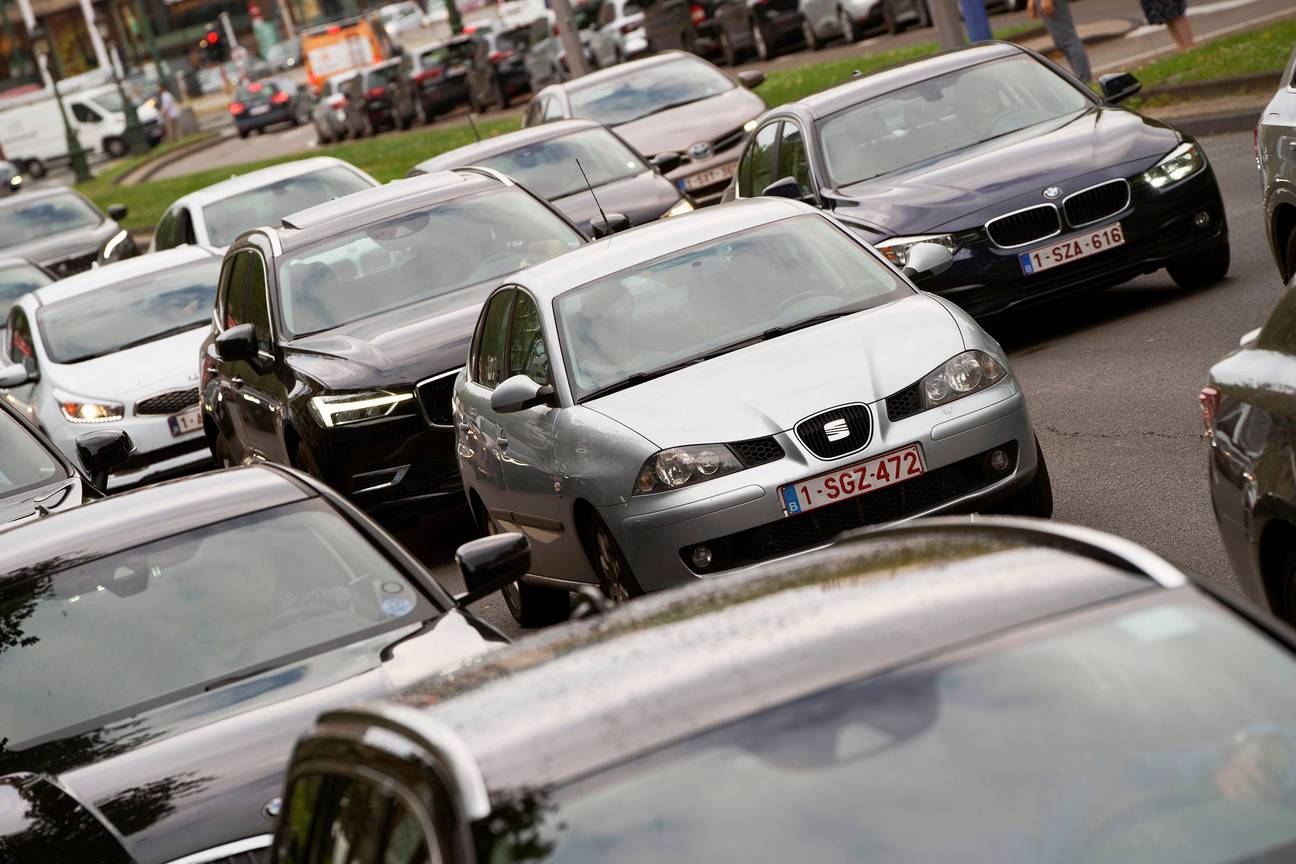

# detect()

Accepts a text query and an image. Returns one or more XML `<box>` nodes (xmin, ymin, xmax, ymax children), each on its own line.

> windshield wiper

<box><xmin>203</xmin><ymin>660</ymin><xmax>284</xmax><ymax>692</ymax></box>
<box><xmin>113</xmin><ymin>322</ymin><xmax>205</xmax><ymax>353</ymax></box>
<box><xmin>616</xmin><ymin>94</ymin><xmax>712</xmax><ymax>125</ymax></box>
<box><xmin>579</xmin><ymin>356</ymin><xmax>706</xmax><ymax>402</ymax></box>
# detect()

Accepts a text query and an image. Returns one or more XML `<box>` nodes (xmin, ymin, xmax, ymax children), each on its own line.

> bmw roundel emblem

<box><xmin>1043</xmin><ymin>186</ymin><xmax>1062</xmax><ymax>199</ymax></box>
<box><xmin>688</xmin><ymin>141</ymin><xmax>713</xmax><ymax>161</ymax></box>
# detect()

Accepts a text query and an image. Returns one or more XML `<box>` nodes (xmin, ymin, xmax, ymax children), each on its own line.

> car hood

<box><xmin>49</xmin><ymin>327</ymin><xmax>207</xmax><ymax>403</ymax></box>
<box><xmin>833</xmin><ymin>107</ymin><xmax>1180</xmax><ymax>234</ymax></box>
<box><xmin>553</xmin><ymin>170</ymin><xmax>681</xmax><ymax>232</ymax></box>
<box><xmin>585</xmin><ymin>293</ymin><xmax>962</xmax><ymax>446</ymax></box>
<box><xmin>5</xmin><ymin>612</ymin><xmax>499</xmax><ymax>864</ymax></box>
<box><xmin>611</xmin><ymin>86</ymin><xmax>764</xmax><ymax>159</ymax></box>
<box><xmin>3</xmin><ymin>220</ymin><xmax>117</xmax><ymax>268</ymax></box>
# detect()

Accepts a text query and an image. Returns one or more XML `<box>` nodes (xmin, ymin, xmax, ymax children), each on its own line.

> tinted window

<box><xmin>275</xmin><ymin>774</ymin><xmax>324</xmax><ymax>864</ymax></box>
<box><xmin>475</xmin><ymin>289</ymin><xmax>514</xmax><ymax>388</ymax></box>
<box><xmin>555</xmin><ymin>215</ymin><xmax>905</xmax><ymax>401</ymax></box>
<box><xmin>474</xmin><ymin>128</ymin><xmax>646</xmax><ymax>200</ymax></box>
<box><xmin>568</xmin><ymin>55</ymin><xmax>733</xmax><ymax>126</ymax></box>
<box><xmin>367</xmin><ymin>64</ymin><xmax>401</xmax><ymax>88</ymax></box>
<box><xmin>6</xmin><ymin>307</ymin><xmax>36</xmax><ymax>372</ymax></box>
<box><xmin>777</xmin><ymin>123</ymin><xmax>813</xmax><ymax>193</ymax></box>
<box><xmin>819</xmin><ymin>54</ymin><xmax>1090</xmax><ymax>187</ymax></box>
<box><xmin>542</xmin><ymin>97</ymin><xmax>565</xmax><ymax>122</ymax></box>
<box><xmin>201</xmin><ymin>166</ymin><xmax>374</xmax><ymax>248</ymax></box>
<box><xmin>235</xmin><ymin>80</ymin><xmax>279</xmax><ymax>101</ymax></box>
<box><xmin>223</xmin><ymin>253</ymin><xmax>250</xmax><ymax>329</ymax></box>
<box><xmin>154</xmin><ymin>208</ymin><xmax>179</xmax><ymax>250</ymax></box>
<box><xmin>496</xmin><ymin>27</ymin><xmax>531</xmax><ymax>53</ymax></box>
<box><xmin>244</xmin><ymin>253</ymin><xmax>273</xmax><ymax>352</ymax></box>
<box><xmin>0</xmin><ymin>263</ymin><xmax>52</xmax><ymax>323</ymax></box>
<box><xmin>0</xmin><ymin>408</ymin><xmax>62</xmax><ymax>497</ymax></box>
<box><xmin>0</xmin><ymin>192</ymin><xmax>101</xmax><ymax>249</ymax></box>
<box><xmin>479</xmin><ymin>593</ymin><xmax>1296</xmax><ymax>864</ymax></box>
<box><xmin>509</xmin><ymin>292</ymin><xmax>550</xmax><ymax>383</ymax></box>
<box><xmin>0</xmin><ymin>500</ymin><xmax>433</xmax><ymax>753</ymax></box>
<box><xmin>276</xmin><ymin>187</ymin><xmax>581</xmax><ymax>336</ymax></box>
<box><xmin>315</xmin><ymin>776</ymin><xmax>386</xmax><ymax>864</ymax></box>
<box><xmin>37</xmin><ymin>257</ymin><xmax>222</xmax><ymax>363</ymax></box>
<box><xmin>741</xmin><ymin>122</ymin><xmax>779</xmax><ymax>198</ymax></box>
<box><xmin>71</xmin><ymin>102</ymin><xmax>101</xmax><ymax>123</ymax></box>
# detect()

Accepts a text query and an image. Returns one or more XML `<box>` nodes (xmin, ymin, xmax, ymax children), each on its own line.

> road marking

<box><xmin>1125</xmin><ymin>0</ymin><xmax>1266</xmax><ymax>38</ymax></box>
<box><xmin>1099</xmin><ymin>6</ymin><xmax>1296</xmax><ymax>72</ymax></box>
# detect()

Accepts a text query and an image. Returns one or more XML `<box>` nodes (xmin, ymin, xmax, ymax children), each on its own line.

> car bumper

<box><xmin>598</xmin><ymin>377</ymin><xmax>1037</xmax><ymax>592</ymax></box>
<box><xmin>420</xmin><ymin>80</ymin><xmax>470</xmax><ymax>109</ymax></box>
<box><xmin>924</xmin><ymin>165</ymin><xmax>1228</xmax><ymax>318</ymax></box>
<box><xmin>236</xmin><ymin>107</ymin><xmax>295</xmax><ymax>131</ymax></box>
<box><xmin>1206</xmin><ymin>436</ymin><xmax>1271</xmax><ymax>610</ymax></box>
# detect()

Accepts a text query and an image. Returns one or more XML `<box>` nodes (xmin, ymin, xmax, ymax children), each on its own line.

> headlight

<box><xmin>60</xmin><ymin>398</ymin><xmax>124</xmax><ymax>423</ymax></box>
<box><xmin>1138</xmin><ymin>142</ymin><xmax>1205</xmax><ymax>190</ymax></box>
<box><xmin>309</xmin><ymin>390</ymin><xmax>414</xmax><ymax>428</ymax></box>
<box><xmin>743</xmin><ymin>118</ymin><xmax>758</xmax><ymax>134</ymax></box>
<box><xmin>663</xmin><ymin>198</ymin><xmax>694</xmax><ymax>218</ymax></box>
<box><xmin>634</xmin><ymin>444</ymin><xmax>743</xmax><ymax>495</ymax></box>
<box><xmin>8</xmin><ymin>175</ymin><xmax>20</xmax><ymax>187</ymax></box>
<box><xmin>875</xmin><ymin>234</ymin><xmax>961</xmax><ymax>268</ymax></box>
<box><xmin>918</xmin><ymin>350</ymin><xmax>1007</xmax><ymax>410</ymax></box>
<box><xmin>101</xmin><ymin>229</ymin><xmax>129</xmax><ymax>260</ymax></box>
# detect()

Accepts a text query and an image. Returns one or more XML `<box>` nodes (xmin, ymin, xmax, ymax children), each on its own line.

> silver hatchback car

<box><xmin>455</xmin><ymin>198</ymin><xmax>1051</xmax><ymax>626</ymax></box>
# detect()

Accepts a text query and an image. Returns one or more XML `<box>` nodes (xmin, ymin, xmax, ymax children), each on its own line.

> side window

<box><xmin>276</xmin><ymin>772</ymin><xmax>439</xmax><ymax>864</ymax></box>
<box><xmin>179</xmin><ymin>208</ymin><xmax>197</xmax><ymax>246</ymax></box>
<box><xmin>275</xmin><ymin>774</ymin><xmax>325</xmax><ymax>864</ymax></box>
<box><xmin>312</xmin><ymin>776</ymin><xmax>386</xmax><ymax>864</ymax></box>
<box><xmin>524</xmin><ymin>98</ymin><xmax>544</xmax><ymax>127</ymax></box>
<box><xmin>154</xmin><ymin>208</ymin><xmax>178</xmax><ymax>251</ymax></box>
<box><xmin>71</xmin><ymin>102</ymin><xmax>101</xmax><ymax>123</ymax></box>
<box><xmin>6</xmin><ymin>308</ymin><xmax>37</xmax><ymax>374</ymax></box>
<box><xmin>380</xmin><ymin>798</ymin><xmax>433</xmax><ymax>864</ymax></box>
<box><xmin>749</xmin><ymin>122</ymin><xmax>782</xmax><ymax>198</ymax></box>
<box><xmin>244</xmin><ymin>253</ymin><xmax>273</xmax><ymax>354</ymax></box>
<box><xmin>776</xmin><ymin>123</ymin><xmax>813</xmax><ymax>195</ymax></box>
<box><xmin>542</xmin><ymin>96</ymin><xmax>564</xmax><ymax>122</ymax></box>
<box><xmin>221</xmin><ymin>253</ymin><xmax>250</xmax><ymax>329</ymax></box>
<box><xmin>473</xmin><ymin>289</ymin><xmax>514</xmax><ymax>388</ymax></box>
<box><xmin>508</xmin><ymin>292</ymin><xmax>551</xmax><ymax>384</ymax></box>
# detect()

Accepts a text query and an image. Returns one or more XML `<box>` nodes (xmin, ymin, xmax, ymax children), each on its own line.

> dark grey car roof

<box><xmin>411</xmin><ymin>119</ymin><xmax>605</xmax><ymax>175</ymax></box>
<box><xmin>0</xmin><ymin>184</ymin><xmax>102</xmax><ymax>215</ymax></box>
<box><xmin>386</xmin><ymin>519</ymin><xmax>1179</xmax><ymax>799</ymax></box>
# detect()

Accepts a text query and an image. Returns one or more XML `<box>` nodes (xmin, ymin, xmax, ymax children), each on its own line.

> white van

<box><xmin>0</xmin><ymin>84</ymin><xmax>162</xmax><ymax>177</ymax></box>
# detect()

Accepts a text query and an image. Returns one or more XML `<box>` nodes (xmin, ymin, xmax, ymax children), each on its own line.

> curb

<box><xmin>115</xmin><ymin>132</ymin><xmax>223</xmax><ymax>187</ymax></box>
<box><xmin>1142</xmin><ymin>70</ymin><xmax>1284</xmax><ymax>101</ymax></box>
<box><xmin>1162</xmin><ymin>107</ymin><xmax>1263</xmax><ymax>138</ymax></box>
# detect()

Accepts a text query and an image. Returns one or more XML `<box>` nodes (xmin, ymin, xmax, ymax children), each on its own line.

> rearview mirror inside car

<box><xmin>590</xmin><ymin>212</ymin><xmax>632</xmax><ymax>239</ymax></box>
<box><xmin>651</xmin><ymin>151</ymin><xmax>681</xmax><ymax>174</ymax></box>
<box><xmin>454</xmin><ymin>532</ymin><xmax>531</xmax><ymax>606</ymax></box>
<box><xmin>0</xmin><ymin>362</ymin><xmax>30</xmax><ymax>388</ymax></box>
<box><xmin>491</xmin><ymin>374</ymin><xmax>556</xmax><ymax>413</ymax></box>
<box><xmin>1098</xmin><ymin>72</ymin><xmax>1141</xmax><ymax>104</ymax></box>
<box><xmin>107</xmin><ymin>204</ymin><xmax>128</xmax><ymax>221</ymax></box>
<box><xmin>737</xmin><ymin>70</ymin><xmax>765</xmax><ymax>89</ymax></box>
<box><xmin>215</xmin><ymin>323</ymin><xmax>258</xmax><ymax>364</ymax></box>
<box><xmin>902</xmin><ymin>243</ymin><xmax>953</xmax><ymax>282</ymax></box>
<box><xmin>76</xmin><ymin>429</ymin><xmax>135</xmax><ymax>492</ymax></box>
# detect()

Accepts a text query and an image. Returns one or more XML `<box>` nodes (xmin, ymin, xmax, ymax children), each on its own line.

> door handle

<box><xmin>496</xmin><ymin>432</ymin><xmax>509</xmax><ymax>449</ymax></box>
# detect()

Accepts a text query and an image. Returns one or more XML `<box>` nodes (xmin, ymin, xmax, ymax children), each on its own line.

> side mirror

<box><xmin>651</xmin><ymin>151</ymin><xmax>681</xmax><ymax>174</ymax></box>
<box><xmin>215</xmin><ymin>323</ymin><xmax>257</xmax><ymax>363</ymax></box>
<box><xmin>1098</xmin><ymin>72</ymin><xmax>1140</xmax><ymax>104</ymax></box>
<box><xmin>454</xmin><ymin>532</ymin><xmax>530</xmax><ymax>606</ymax></box>
<box><xmin>761</xmin><ymin>176</ymin><xmax>805</xmax><ymax>200</ymax></box>
<box><xmin>1239</xmin><ymin>326</ymin><xmax>1261</xmax><ymax>348</ymax></box>
<box><xmin>76</xmin><ymin>429</ymin><xmax>135</xmax><ymax>491</ymax></box>
<box><xmin>491</xmin><ymin>374</ymin><xmax>555</xmax><ymax>413</ymax></box>
<box><xmin>0</xmin><ymin>362</ymin><xmax>30</xmax><ymax>388</ymax></box>
<box><xmin>590</xmin><ymin>212</ymin><xmax>632</xmax><ymax>239</ymax></box>
<box><xmin>901</xmin><ymin>242</ymin><xmax>953</xmax><ymax>282</ymax></box>
<box><xmin>107</xmin><ymin>204</ymin><xmax>128</xmax><ymax>221</ymax></box>
<box><xmin>737</xmin><ymin>70</ymin><xmax>765</xmax><ymax>89</ymax></box>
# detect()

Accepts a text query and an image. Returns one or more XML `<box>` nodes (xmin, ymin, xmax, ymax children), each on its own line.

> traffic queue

<box><xmin>2</xmin><ymin>35</ymin><xmax>1296</xmax><ymax>864</ymax></box>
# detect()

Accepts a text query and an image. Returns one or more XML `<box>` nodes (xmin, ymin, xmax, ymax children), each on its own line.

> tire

<box><xmin>487</xmin><ymin>515</ymin><xmax>571</xmax><ymax>627</ymax></box>
<box><xmin>881</xmin><ymin>0</ymin><xmax>899</xmax><ymax>34</ymax></box>
<box><xmin>588</xmin><ymin>512</ymin><xmax>644</xmax><ymax>603</ymax></box>
<box><xmin>293</xmin><ymin>104</ymin><xmax>309</xmax><ymax>127</ymax></box>
<box><xmin>238</xmin><ymin>128</ymin><xmax>250</xmax><ymax>139</ymax></box>
<box><xmin>25</xmin><ymin>158</ymin><xmax>47</xmax><ymax>179</ymax></box>
<box><xmin>103</xmin><ymin>136</ymin><xmax>127</xmax><ymax>158</ymax></box>
<box><xmin>294</xmin><ymin>442</ymin><xmax>324</xmax><ymax>480</ymax></box>
<box><xmin>1284</xmin><ymin>226</ymin><xmax>1296</xmax><ymax>283</ymax></box>
<box><xmin>802</xmin><ymin>16</ymin><xmax>822</xmax><ymax>49</ymax></box>
<box><xmin>838</xmin><ymin>6</ymin><xmax>862</xmax><ymax>42</ymax></box>
<box><xmin>752</xmin><ymin>20</ymin><xmax>773</xmax><ymax>60</ymax></box>
<box><xmin>314</xmin><ymin>121</ymin><xmax>331</xmax><ymax>144</ymax></box>
<box><xmin>1167</xmin><ymin>243</ymin><xmax>1230</xmax><ymax>290</ymax></box>
<box><xmin>1273</xmin><ymin>540</ymin><xmax>1296</xmax><ymax>624</ymax></box>
<box><xmin>719</xmin><ymin>31</ymin><xmax>738</xmax><ymax>66</ymax></box>
<box><xmin>995</xmin><ymin>439</ymin><xmax>1054</xmax><ymax>518</ymax></box>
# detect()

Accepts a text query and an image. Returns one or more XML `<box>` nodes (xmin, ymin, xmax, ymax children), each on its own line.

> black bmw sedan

<box><xmin>0</xmin><ymin>464</ymin><xmax>510</xmax><ymax>864</ymax></box>
<box><xmin>726</xmin><ymin>42</ymin><xmax>1230</xmax><ymax>318</ymax></box>
<box><xmin>200</xmin><ymin>169</ymin><xmax>585</xmax><ymax>529</ymax></box>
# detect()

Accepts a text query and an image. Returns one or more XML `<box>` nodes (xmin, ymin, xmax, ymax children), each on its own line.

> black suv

<box><xmin>399</xmin><ymin>36</ymin><xmax>478</xmax><ymax>122</ymax></box>
<box><xmin>465</xmin><ymin>23</ymin><xmax>534</xmax><ymax>111</ymax></box>
<box><xmin>199</xmin><ymin>169</ymin><xmax>585</xmax><ymax>529</ymax></box>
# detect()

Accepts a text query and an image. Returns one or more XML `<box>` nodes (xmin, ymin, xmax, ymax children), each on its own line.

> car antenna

<box><xmin>466</xmin><ymin>112</ymin><xmax>482</xmax><ymax>143</ymax></box>
<box><xmin>575</xmin><ymin>157</ymin><xmax>610</xmax><ymax>232</ymax></box>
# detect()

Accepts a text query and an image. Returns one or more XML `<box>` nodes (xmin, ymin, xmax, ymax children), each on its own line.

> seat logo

<box><xmin>824</xmin><ymin>418</ymin><xmax>850</xmax><ymax>441</ymax></box>
<box><xmin>1043</xmin><ymin>186</ymin><xmax>1062</xmax><ymax>199</ymax></box>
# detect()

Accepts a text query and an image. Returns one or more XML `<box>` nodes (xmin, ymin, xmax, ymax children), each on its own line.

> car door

<box><xmin>734</xmin><ymin>120</ymin><xmax>782</xmax><ymax>198</ymax></box>
<box><xmin>211</xmin><ymin>252</ymin><xmax>253</xmax><ymax>461</ymax></box>
<box><xmin>457</xmin><ymin>288</ymin><xmax>515</xmax><ymax>529</ymax></box>
<box><xmin>233</xmin><ymin>247</ymin><xmax>288</xmax><ymax>463</ymax></box>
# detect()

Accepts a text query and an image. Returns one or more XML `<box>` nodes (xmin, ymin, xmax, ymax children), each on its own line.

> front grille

<box><xmin>985</xmin><ymin>205</ymin><xmax>1060</xmax><ymax>248</ymax></box>
<box><xmin>683</xmin><ymin>443</ymin><xmax>1016</xmax><ymax>572</ymax></box>
<box><xmin>1063</xmin><ymin>179</ymin><xmax>1130</xmax><ymax>228</ymax></box>
<box><xmin>729</xmin><ymin>435</ymin><xmax>784</xmax><ymax>467</ymax></box>
<box><xmin>50</xmin><ymin>251</ymin><xmax>97</xmax><ymax>277</ymax></box>
<box><xmin>795</xmin><ymin>404</ymin><xmax>871</xmax><ymax>460</ymax></box>
<box><xmin>135</xmin><ymin>387</ymin><xmax>199</xmax><ymax>416</ymax></box>
<box><xmin>885</xmin><ymin>383</ymin><xmax>923</xmax><ymax>422</ymax></box>
<box><xmin>416</xmin><ymin>368</ymin><xmax>459</xmax><ymax>427</ymax></box>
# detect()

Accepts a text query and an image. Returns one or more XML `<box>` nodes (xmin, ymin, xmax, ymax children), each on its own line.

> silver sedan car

<box><xmin>455</xmin><ymin>197</ymin><xmax>1051</xmax><ymax>626</ymax></box>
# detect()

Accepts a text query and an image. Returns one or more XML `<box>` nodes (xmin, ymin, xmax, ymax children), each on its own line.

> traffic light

<box><xmin>200</xmin><ymin>23</ymin><xmax>228</xmax><ymax>63</ymax></box>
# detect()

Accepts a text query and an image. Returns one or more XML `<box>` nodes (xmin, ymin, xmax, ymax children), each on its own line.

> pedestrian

<box><xmin>159</xmin><ymin>86</ymin><xmax>181</xmax><ymax>142</ymax></box>
<box><xmin>1139</xmin><ymin>0</ymin><xmax>1193</xmax><ymax>51</ymax></box>
<box><xmin>1028</xmin><ymin>0</ymin><xmax>1092</xmax><ymax>83</ymax></box>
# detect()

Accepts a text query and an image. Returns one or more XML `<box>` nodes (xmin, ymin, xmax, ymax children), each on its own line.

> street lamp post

<box><xmin>96</xmin><ymin>11</ymin><xmax>148</xmax><ymax>156</ymax></box>
<box><xmin>29</xmin><ymin>24</ymin><xmax>93</xmax><ymax>183</ymax></box>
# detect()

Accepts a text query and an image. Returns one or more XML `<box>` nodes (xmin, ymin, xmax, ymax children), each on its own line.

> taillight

<box><xmin>690</xmin><ymin>3</ymin><xmax>705</xmax><ymax>24</ymax></box>
<box><xmin>366</xmin><ymin>86</ymin><xmax>387</xmax><ymax>99</ymax></box>
<box><xmin>271</xmin><ymin>90</ymin><xmax>290</xmax><ymax>104</ymax></box>
<box><xmin>1199</xmin><ymin>386</ymin><xmax>1220</xmax><ymax>438</ymax></box>
<box><xmin>247</xmin><ymin>81</ymin><xmax>263</xmax><ymax>93</ymax></box>
<box><xmin>620</xmin><ymin>21</ymin><xmax>639</xmax><ymax>33</ymax></box>
<box><xmin>229</xmin><ymin>101</ymin><xmax>245</xmax><ymax>115</ymax></box>
<box><xmin>552</xmin><ymin>24</ymin><xmax>560</xmax><ymax>35</ymax></box>
<box><xmin>328</xmin><ymin>94</ymin><xmax>347</xmax><ymax>108</ymax></box>
<box><xmin>415</xmin><ymin>67</ymin><xmax>443</xmax><ymax>81</ymax></box>
<box><xmin>489</xmin><ymin>49</ymin><xmax>513</xmax><ymax>62</ymax></box>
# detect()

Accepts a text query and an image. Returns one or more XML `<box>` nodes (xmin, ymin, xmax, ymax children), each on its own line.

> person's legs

<box><xmin>1166</xmin><ymin>14</ymin><xmax>1193</xmax><ymax>50</ymax></box>
<box><xmin>1042</xmin><ymin>0</ymin><xmax>1092</xmax><ymax>82</ymax></box>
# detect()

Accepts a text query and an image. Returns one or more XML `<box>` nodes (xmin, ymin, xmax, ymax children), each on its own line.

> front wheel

<box><xmin>588</xmin><ymin>513</ymin><xmax>644</xmax><ymax>602</ymax></box>
<box><xmin>838</xmin><ymin>6</ymin><xmax>862</xmax><ymax>42</ymax></box>
<box><xmin>103</xmin><ymin>136</ymin><xmax>127</xmax><ymax>158</ymax></box>
<box><xmin>24</xmin><ymin>158</ymin><xmax>47</xmax><ymax>179</ymax></box>
<box><xmin>1167</xmin><ymin>243</ymin><xmax>1230</xmax><ymax>290</ymax></box>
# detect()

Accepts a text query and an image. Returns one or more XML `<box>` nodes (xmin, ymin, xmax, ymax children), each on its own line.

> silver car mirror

<box><xmin>0</xmin><ymin>362</ymin><xmax>30</xmax><ymax>388</ymax></box>
<box><xmin>902</xmin><ymin>243</ymin><xmax>953</xmax><ymax>282</ymax></box>
<box><xmin>1239</xmin><ymin>326</ymin><xmax>1261</xmax><ymax>348</ymax></box>
<box><xmin>491</xmin><ymin>374</ymin><xmax>556</xmax><ymax>413</ymax></box>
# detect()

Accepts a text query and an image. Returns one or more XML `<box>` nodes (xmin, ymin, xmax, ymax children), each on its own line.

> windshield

<box><xmin>0</xmin><ymin>410</ymin><xmax>62</xmax><ymax>499</ymax></box>
<box><xmin>0</xmin><ymin>193</ymin><xmax>101</xmax><ymax>249</ymax></box>
<box><xmin>555</xmin><ymin>215</ymin><xmax>905</xmax><ymax>401</ymax></box>
<box><xmin>90</xmin><ymin>90</ymin><xmax>124</xmax><ymax>113</ymax></box>
<box><xmin>0</xmin><ymin>263</ymin><xmax>52</xmax><ymax>323</ymax></box>
<box><xmin>569</xmin><ymin>55</ymin><xmax>733</xmax><ymax>126</ymax></box>
<box><xmin>235</xmin><ymin>80</ymin><xmax>282</xmax><ymax>101</ymax></box>
<box><xmin>481</xmin><ymin>592</ymin><xmax>1296</xmax><ymax>864</ymax></box>
<box><xmin>0</xmin><ymin>500</ymin><xmax>432</xmax><ymax>753</ymax></box>
<box><xmin>278</xmin><ymin>186</ymin><xmax>582</xmax><ymax>335</ymax></box>
<box><xmin>37</xmin><ymin>257</ymin><xmax>221</xmax><ymax>363</ymax></box>
<box><xmin>819</xmin><ymin>55</ymin><xmax>1091</xmax><ymax>187</ymax></box>
<box><xmin>474</xmin><ymin>128</ymin><xmax>646</xmax><ymax>200</ymax></box>
<box><xmin>202</xmin><ymin>166</ymin><xmax>373</xmax><ymax>248</ymax></box>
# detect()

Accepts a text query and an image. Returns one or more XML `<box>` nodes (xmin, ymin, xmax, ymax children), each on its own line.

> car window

<box><xmin>277</xmin><ymin>774</ymin><xmax>439</xmax><ymax>864</ymax></box>
<box><xmin>154</xmin><ymin>207</ymin><xmax>179</xmax><ymax>250</ymax></box>
<box><xmin>0</xmin><ymin>192</ymin><xmax>102</xmax><ymax>249</ymax></box>
<box><xmin>179</xmin><ymin>207</ymin><xmax>197</xmax><ymax>245</ymax></box>
<box><xmin>0</xmin><ymin>499</ymin><xmax>436</xmax><ymax>754</ymax></box>
<box><xmin>6</xmin><ymin>307</ymin><xmax>38</xmax><ymax>375</ymax></box>
<box><xmin>542</xmin><ymin>96</ymin><xmax>565</xmax><ymax>122</ymax></box>
<box><xmin>740</xmin><ymin>122</ymin><xmax>779</xmax><ymax>198</ymax></box>
<box><xmin>567</xmin><ymin>55</ymin><xmax>733</xmax><ymax>126</ymax></box>
<box><xmin>222</xmin><ymin>252</ymin><xmax>250</xmax><ymax>329</ymax></box>
<box><xmin>474</xmin><ymin>289</ymin><xmax>514</xmax><ymax>388</ymax></box>
<box><xmin>202</xmin><ymin>166</ymin><xmax>374</xmax><ymax>248</ymax></box>
<box><xmin>244</xmin><ymin>252</ymin><xmax>274</xmax><ymax>353</ymax></box>
<box><xmin>0</xmin><ymin>263</ymin><xmax>52</xmax><ymax>324</ymax></box>
<box><xmin>525</xmin><ymin>98</ymin><xmax>546</xmax><ymax>126</ymax></box>
<box><xmin>313</xmin><ymin>775</ymin><xmax>387</xmax><ymax>864</ymax></box>
<box><xmin>473</xmin><ymin>127</ymin><xmax>646</xmax><ymax>200</ymax></box>
<box><xmin>0</xmin><ymin>406</ymin><xmax>63</xmax><ymax>497</ymax></box>
<box><xmin>71</xmin><ymin>102</ymin><xmax>101</xmax><ymax>123</ymax></box>
<box><xmin>275</xmin><ymin>774</ymin><xmax>325</xmax><ymax>864</ymax></box>
<box><xmin>509</xmin><ymin>291</ymin><xmax>550</xmax><ymax>383</ymax></box>
<box><xmin>777</xmin><ymin>122</ymin><xmax>813</xmax><ymax>194</ymax></box>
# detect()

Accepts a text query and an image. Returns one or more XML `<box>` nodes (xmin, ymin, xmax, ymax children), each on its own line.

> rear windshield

<box><xmin>0</xmin><ymin>409</ymin><xmax>62</xmax><ymax>499</ymax></box>
<box><xmin>0</xmin><ymin>500</ymin><xmax>432</xmax><ymax>754</ymax></box>
<box><xmin>473</xmin><ymin>127</ymin><xmax>645</xmax><ymax>200</ymax></box>
<box><xmin>365</xmin><ymin>64</ymin><xmax>401</xmax><ymax>88</ymax></box>
<box><xmin>0</xmin><ymin>193</ymin><xmax>101</xmax><ymax>249</ymax></box>
<box><xmin>236</xmin><ymin>80</ymin><xmax>282</xmax><ymax>101</ymax></box>
<box><xmin>420</xmin><ymin>40</ymin><xmax>475</xmax><ymax>67</ymax></box>
<box><xmin>201</xmin><ymin>166</ymin><xmax>374</xmax><ymax>248</ymax></box>
<box><xmin>0</xmin><ymin>262</ymin><xmax>52</xmax><ymax>323</ymax></box>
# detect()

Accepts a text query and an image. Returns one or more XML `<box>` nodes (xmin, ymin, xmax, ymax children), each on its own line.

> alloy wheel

<box><xmin>595</xmin><ymin>524</ymin><xmax>632</xmax><ymax>602</ymax></box>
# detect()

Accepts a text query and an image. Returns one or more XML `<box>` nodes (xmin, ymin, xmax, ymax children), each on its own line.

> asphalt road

<box><xmin>408</xmin><ymin>128</ymin><xmax>1273</xmax><ymax>640</ymax></box>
